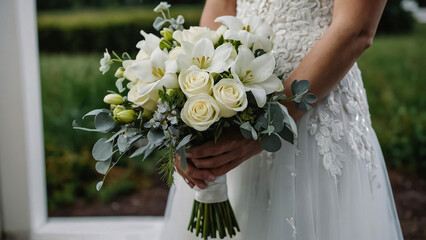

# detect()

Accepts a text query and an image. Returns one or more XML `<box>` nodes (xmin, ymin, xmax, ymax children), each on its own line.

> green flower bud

<box><xmin>142</xmin><ymin>109</ymin><xmax>154</xmax><ymax>119</ymax></box>
<box><xmin>104</xmin><ymin>93</ymin><xmax>123</xmax><ymax>105</ymax></box>
<box><xmin>116</xmin><ymin>109</ymin><xmax>137</xmax><ymax>123</ymax></box>
<box><xmin>160</xmin><ymin>28</ymin><xmax>173</xmax><ymax>41</ymax></box>
<box><xmin>113</xmin><ymin>105</ymin><xmax>125</xmax><ymax>117</ymax></box>
<box><xmin>114</xmin><ymin>67</ymin><xmax>125</xmax><ymax>78</ymax></box>
<box><xmin>159</xmin><ymin>39</ymin><xmax>173</xmax><ymax>51</ymax></box>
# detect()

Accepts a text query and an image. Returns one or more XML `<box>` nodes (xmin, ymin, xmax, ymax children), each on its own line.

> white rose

<box><xmin>173</xmin><ymin>26</ymin><xmax>219</xmax><ymax>45</ymax></box>
<box><xmin>213</xmin><ymin>79</ymin><xmax>248</xmax><ymax>117</ymax></box>
<box><xmin>178</xmin><ymin>66</ymin><xmax>214</xmax><ymax>97</ymax></box>
<box><xmin>181</xmin><ymin>94</ymin><xmax>221</xmax><ymax>131</ymax></box>
<box><xmin>127</xmin><ymin>82</ymin><xmax>159</xmax><ymax>112</ymax></box>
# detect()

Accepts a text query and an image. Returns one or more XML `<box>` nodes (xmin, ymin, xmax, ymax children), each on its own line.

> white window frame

<box><xmin>0</xmin><ymin>0</ymin><xmax>164</xmax><ymax>239</ymax></box>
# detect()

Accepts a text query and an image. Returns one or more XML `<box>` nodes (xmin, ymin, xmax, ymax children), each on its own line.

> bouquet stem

<box><xmin>187</xmin><ymin>175</ymin><xmax>239</xmax><ymax>239</ymax></box>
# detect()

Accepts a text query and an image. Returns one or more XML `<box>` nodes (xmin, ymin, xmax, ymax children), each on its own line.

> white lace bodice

<box><xmin>237</xmin><ymin>0</ymin><xmax>377</xmax><ymax>185</ymax></box>
<box><xmin>237</xmin><ymin>0</ymin><xmax>334</xmax><ymax>78</ymax></box>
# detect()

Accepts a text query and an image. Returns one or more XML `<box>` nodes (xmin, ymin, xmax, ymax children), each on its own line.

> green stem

<box><xmin>196</xmin><ymin>203</ymin><xmax>203</xmax><ymax>237</ymax></box>
<box><xmin>188</xmin><ymin>200</ymin><xmax>196</xmax><ymax>231</ymax></box>
<box><xmin>203</xmin><ymin>203</ymin><xmax>209</xmax><ymax>239</ymax></box>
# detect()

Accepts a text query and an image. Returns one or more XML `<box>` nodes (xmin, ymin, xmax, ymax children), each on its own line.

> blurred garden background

<box><xmin>37</xmin><ymin>0</ymin><xmax>425</xmax><ymax>239</ymax></box>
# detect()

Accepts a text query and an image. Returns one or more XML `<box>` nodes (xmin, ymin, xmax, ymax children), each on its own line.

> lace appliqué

<box><xmin>308</xmin><ymin>111</ymin><xmax>344</xmax><ymax>183</ymax></box>
<box><xmin>338</xmin><ymin>68</ymin><xmax>378</xmax><ymax>185</ymax></box>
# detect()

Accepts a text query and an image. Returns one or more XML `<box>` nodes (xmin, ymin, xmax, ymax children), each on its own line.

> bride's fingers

<box><xmin>210</xmin><ymin>145</ymin><xmax>263</xmax><ymax>176</ymax></box>
<box><xmin>175</xmin><ymin>167</ymin><xmax>195</xmax><ymax>188</ymax></box>
<box><xmin>188</xmin><ymin>133</ymin><xmax>250</xmax><ymax>159</ymax></box>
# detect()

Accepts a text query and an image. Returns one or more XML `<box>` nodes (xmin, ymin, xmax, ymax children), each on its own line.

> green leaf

<box><xmin>83</xmin><ymin>109</ymin><xmax>109</xmax><ymax>119</ymax></box>
<box><xmin>178</xmin><ymin>147</ymin><xmax>187</xmax><ymax>170</ymax></box>
<box><xmin>117</xmin><ymin>134</ymin><xmax>127</xmax><ymax>152</ymax></box>
<box><xmin>92</xmin><ymin>138</ymin><xmax>114</xmax><ymax>161</ymax></box>
<box><xmin>177</xmin><ymin>134</ymin><xmax>192</xmax><ymax>150</ymax></box>
<box><xmin>278</xmin><ymin>104</ymin><xmax>298</xmax><ymax>138</ymax></box>
<box><xmin>260</xmin><ymin>133</ymin><xmax>281</xmax><ymax>152</ymax></box>
<box><xmin>291</xmin><ymin>80</ymin><xmax>310</xmax><ymax>96</ymax></box>
<box><xmin>106</xmin><ymin>127</ymin><xmax>127</xmax><ymax>143</ymax></box>
<box><xmin>144</xmin><ymin>144</ymin><xmax>155</xmax><ymax>159</ymax></box>
<box><xmin>240</xmin><ymin>122</ymin><xmax>254</xmax><ymax>139</ymax></box>
<box><xmin>130</xmin><ymin>145</ymin><xmax>147</xmax><ymax>158</ymax></box>
<box><xmin>147</xmin><ymin>129</ymin><xmax>165</xmax><ymax>146</ymax></box>
<box><xmin>94</xmin><ymin>112</ymin><xmax>116</xmax><ymax>132</ymax></box>
<box><xmin>304</xmin><ymin>93</ymin><xmax>317</xmax><ymax>104</ymax></box>
<box><xmin>153</xmin><ymin>17</ymin><xmax>166</xmax><ymax>31</ymax></box>
<box><xmin>96</xmin><ymin>181</ymin><xmax>104</xmax><ymax>191</ymax></box>
<box><xmin>95</xmin><ymin>158</ymin><xmax>111</xmax><ymax>175</ymax></box>
<box><xmin>278</xmin><ymin>126</ymin><xmax>295</xmax><ymax>144</ymax></box>
<box><xmin>269</xmin><ymin>103</ymin><xmax>285</xmax><ymax>133</ymax></box>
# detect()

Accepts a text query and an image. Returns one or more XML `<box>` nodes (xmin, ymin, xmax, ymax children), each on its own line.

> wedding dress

<box><xmin>160</xmin><ymin>0</ymin><xmax>403</xmax><ymax>239</ymax></box>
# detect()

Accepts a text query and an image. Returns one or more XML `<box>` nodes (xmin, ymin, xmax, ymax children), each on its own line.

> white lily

<box><xmin>131</xmin><ymin>47</ymin><xmax>179</xmax><ymax>91</ymax></box>
<box><xmin>136</xmin><ymin>30</ymin><xmax>161</xmax><ymax>60</ymax></box>
<box><xmin>215</xmin><ymin>16</ymin><xmax>273</xmax><ymax>51</ymax></box>
<box><xmin>231</xmin><ymin>45</ymin><xmax>283</xmax><ymax>108</ymax></box>
<box><xmin>177</xmin><ymin>38</ymin><xmax>234</xmax><ymax>73</ymax></box>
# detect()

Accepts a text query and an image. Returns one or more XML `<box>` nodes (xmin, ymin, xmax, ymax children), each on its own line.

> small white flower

<box><xmin>177</xmin><ymin>38</ymin><xmax>234</xmax><ymax>73</ymax></box>
<box><xmin>181</xmin><ymin>94</ymin><xmax>221</xmax><ymax>131</ymax></box>
<box><xmin>231</xmin><ymin>45</ymin><xmax>283</xmax><ymax>107</ymax></box>
<box><xmin>154</xmin><ymin>2</ymin><xmax>171</xmax><ymax>13</ymax></box>
<box><xmin>215</xmin><ymin>16</ymin><xmax>273</xmax><ymax>51</ymax></box>
<box><xmin>179</xmin><ymin>65</ymin><xmax>214</xmax><ymax>97</ymax></box>
<box><xmin>99</xmin><ymin>49</ymin><xmax>111</xmax><ymax>74</ymax></box>
<box><xmin>213</xmin><ymin>78</ymin><xmax>248</xmax><ymax>117</ymax></box>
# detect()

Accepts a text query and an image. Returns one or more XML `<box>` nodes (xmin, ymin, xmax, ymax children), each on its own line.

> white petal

<box><xmin>233</xmin><ymin>45</ymin><xmax>255</xmax><ymax>78</ymax></box>
<box><xmin>150</xmin><ymin>48</ymin><xmax>168</xmax><ymax>69</ymax></box>
<box><xmin>177</xmin><ymin>54</ymin><xmax>192</xmax><ymax>71</ymax></box>
<box><xmin>238</xmin><ymin>30</ymin><xmax>257</xmax><ymax>46</ymax></box>
<box><xmin>245</xmin><ymin>85</ymin><xmax>267</xmax><ymax>108</ymax></box>
<box><xmin>256</xmin><ymin>75</ymin><xmax>283</xmax><ymax>94</ymax></box>
<box><xmin>247</xmin><ymin>53</ymin><xmax>275</xmax><ymax>83</ymax></box>
<box><xmin>208</xmin><ymin>43</ymin><xmax>234</xmax><ymax>73</ymax></box>
<box><xmin>131</xmin><ymin>60</ymin><xmax>157</xmax><ymax>82</ymax></box>
<box><xmin>159</xmin><ymin>73</ymin><xmax>179</xmax><ymax>89</ymax></box>
<box><xmin>223</xmin><ymin>30</ymin><xmax>241</xmax><ymax>41</ymax></box>
<box><xmin>165</xmin><ymin>59</ymin><xmax>178</xmax><ymax>73</ymax></box>
<box><xmin>215</xmin><ymin>16</ymin><xmax>244</xmax><ymax>30</ymax></box>
<box><xmin>192</xmin><ymin>38</ymin><xmax>215</xmax><ymax>63</ymax></box>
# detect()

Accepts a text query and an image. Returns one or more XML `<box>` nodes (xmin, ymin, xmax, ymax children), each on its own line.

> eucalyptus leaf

<box><xmin>92</xmin><ymin>138</ymin><xmax>114</xmax><ymax>161</ymax></box>
<box><xmin>94</xmin><ymin>112</ymin><xmax>116</xmax><ymax>132</ymax></box>
<box><xmin>240</xmin><ymin>122</ymin><xmax>254</xmax><ymax>139</ymax></box>
<box><xmin>291</xmin><ymin>80</ymin><xmax>310</xmax><ymax>96</ymax></box>
<box><xmin>83</xmin><ymin>109</ymin><xmax>110</xmax><ymax>119</ymax></box>
<box><xmin>117</xmin><ymin>134</ymin><xmax>128</xmax><ymax>152</ymax></box>
<box><xmin>106</xmin><ymin>127</ymin><xmax>127</xmax><ymax>143</ymax></box>
<box><xmin>73</xmin><ymin>120</ymin><xmax>105</xmax><ymax>132</ymax></box>
<box><xmin>177</xmin><ymin>134</ymin><xmax>192</xmax><ymax>150</ymax></box>
<box><xmin>304</xmin><ymin>93</ymin><xmax>317</xmax><ymax>104</ymax></box>
<box><xmin>278</xmin><ymin>104</ymin><xmax>298</xmax><ymax>138</ymax></box>
<box><xmin>144</xmin><ymin>144</ymin><xmax>155</xmax><ymax>160</ymax></box>
<box><xmin>153</xmin><ymin>17</ymin><xmax>166</xmax><ymax>31</ymax></box>
<box><xmin>147</xmin><ymin>129</ymin><xmax>165</xmax><ymax>147</ymax></box>
<box><xmin>130</xmin><ymin>145</ymin><xmax>147</xmax><ymax>158</ymax></box>
<box><xmin>269</xmin><ymin>103</ymin><xmax>285</xmax><ymax>133</ymax></box>
<box><xmin>96</xmin><ymin>181</ymin><xmax>104</xmax><ymax>191</ymax></box>
<box><xmin>95</xmin><ymin>158</ymin><xmax>111</xmax><ymax>175</ymax></box>
<box><xmin>260</xmin><ymin>133</ymin><xmax>282</xmax><ymax>152</ymax></box>
<box><xmin>240</xmin><ymin>127</ymin><xmax>252</xmax><ymax>139</ymax></box>
<box><xmin>295</xmin><ymin>101</ymin><xmax>312</xmax><ymax>111</ymax></box>
<box><xmin>178</xmin><ymin>147</ymin><xmax>187</xmax><ymax>170</ymax></box>
<box><xmin>278</xmin><ymin>126</ymin><xmax>295</xmax><ymax>144</ymax></box>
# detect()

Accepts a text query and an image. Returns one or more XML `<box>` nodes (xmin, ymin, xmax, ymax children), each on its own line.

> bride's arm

<box><xmin>199</xmin><ymin>0</ymin><xmax>237</xmax><ymax>30</ymax></box>
<box><xmin>284</xmin><ymin>0</ymin><xmax>387</xmax><ymax>120</ymax></box>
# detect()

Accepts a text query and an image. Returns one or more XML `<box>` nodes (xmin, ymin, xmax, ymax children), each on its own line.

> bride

<box><xmin>160</xmin><ymin>0</ymin><xmax>403</xmax><ymax>239</ymax></box>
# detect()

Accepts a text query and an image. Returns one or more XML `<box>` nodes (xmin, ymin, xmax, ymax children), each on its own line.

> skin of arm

<box><xmin>176</xmin><ymin>0</ymin><xmax>387</xmax><ymax>189</ymax></box>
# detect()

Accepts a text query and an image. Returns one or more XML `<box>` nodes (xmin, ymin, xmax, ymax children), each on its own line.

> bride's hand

<box><xmin>175</xmin><ymin>130</ymin><xmax>263</xmax><ymax>189</ymax></box>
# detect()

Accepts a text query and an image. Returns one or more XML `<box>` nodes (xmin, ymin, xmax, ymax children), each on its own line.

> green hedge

<box><xmin>37</xmin><ymin>6</ymin><xmax>203</xmax><ymax>53</ymax></box>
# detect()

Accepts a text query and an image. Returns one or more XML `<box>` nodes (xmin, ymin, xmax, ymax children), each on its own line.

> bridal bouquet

<box><xmin>74</xmin><ymin>2</ymin><xmax>316</xmax><ymax>239</ymax></box>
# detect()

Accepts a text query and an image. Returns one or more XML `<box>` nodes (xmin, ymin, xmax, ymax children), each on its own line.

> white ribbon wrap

<box><xmin>193</xmin><ymin>175</ymin><xmax>228</xmax><ymax>203</ymax></box>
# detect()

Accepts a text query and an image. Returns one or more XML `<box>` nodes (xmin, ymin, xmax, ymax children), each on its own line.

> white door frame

<box><xmin>0</xmin><ymin>0</ymin><xmax>163</xmax><ymax>239</ymax></box>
